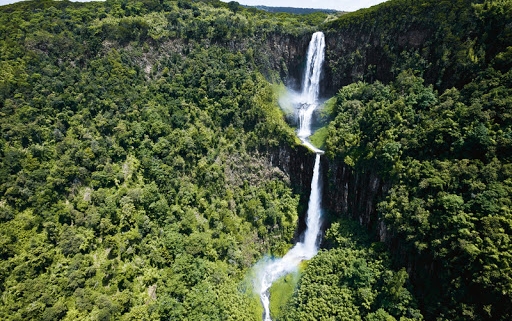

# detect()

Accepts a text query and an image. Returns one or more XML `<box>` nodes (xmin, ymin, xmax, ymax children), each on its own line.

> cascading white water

<box><xmin>255</xmin><ymin>31</ymin><xmax>325</xmax><ymax>321</ymax></box>
<box><xmin>257</xmin><ymin>154</ymin><xmax>322</xmax><ymax>321</ymax></box>
<box><xmin>297</xmin><ymin>31</ymin><xmax>325</xmax><ymax>140</ymax></box>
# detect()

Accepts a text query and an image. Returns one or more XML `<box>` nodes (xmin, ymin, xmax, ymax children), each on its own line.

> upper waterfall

<box><xmin>297</xmin><ymin>31</ymin><xmax>325</xmax><ymax>142</ymax></box>
<box><xmin>301</xmin><ymin>31</ymin><xmax>325</xmax><ymax>105</ymax></box>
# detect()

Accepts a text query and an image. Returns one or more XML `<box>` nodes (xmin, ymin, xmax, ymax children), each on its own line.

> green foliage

<box><xmin>323</xmin><ymin>0</ymin><xmax>512</xmax><ymax>91</ymax></box>
<box><xmin>2</xmin><ymin>0</ymin><xmax>511</xmax><ymax>320</ymax></box>
<box><xmin>324</xmin><ymin>7</ymin><xmax>512</xmax><ymax>319</ymax></box>
<box><xmin>308</xmin><ymin>97</ymin><xmax>336</xmax><ymax>149</ymax></box>
<box><xmin>269</xmin><ymin>271</ymin><xmax>301</xmax><ymax>320</ymax></box>
<box><xmin>309</xmin><ymin>126</ymin><xmax>328</xmax><ymax>150</ymax></box>
<box><xmin>326</xmin><ymin>65</ymin><xmax>512</xmax><ymax>319</ymax></box>
<box><xmin>279</xmin><ymin>219</ymin><xmax>422</xmax><ymax>321</ymax></box>
<box><xmin>0</xmin><ymin>0</ymin><xmax>323</xmax><ymax>319</ymax></box>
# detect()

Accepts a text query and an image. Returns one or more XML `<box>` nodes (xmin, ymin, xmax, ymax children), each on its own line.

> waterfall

<box><xmin>255</xmin><ymin>31</ymin><xmax>325</xmax><ymax>321</ymax></box>
<box><xmin>297</xmin><ymin>31</ymin><xmax>325</xmax><ymax>140</ymax></box>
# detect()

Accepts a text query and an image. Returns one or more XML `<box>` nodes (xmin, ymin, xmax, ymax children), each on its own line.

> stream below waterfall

<box><xmin>255</xmin><ymin>31</ymin><xmax>325</xmax><ymax>321</ymax></box>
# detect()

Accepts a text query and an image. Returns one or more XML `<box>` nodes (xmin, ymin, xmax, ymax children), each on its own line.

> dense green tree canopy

<box><xmin>319</xmin><ymin>1</ymin><xmax>512</xmax><ymax>319</ymax></box>
<box><xmin>325</xmin><ymin>61</ymin><xmax>512</xmax><ymax>321</ymax></box>
<box><xmin>0</xmin><ymin>0</ymin><xmax>322</xmax><ymax>319</ymax></box>
<box><xmin>277</xmin><ymin>219</ymin><xmax>422</xmax><ymax>321</ymax></box>
<box><xmin>1</xmin><ymin>0</ymin><xmax>511</xmax><ymax>320</ymax></box>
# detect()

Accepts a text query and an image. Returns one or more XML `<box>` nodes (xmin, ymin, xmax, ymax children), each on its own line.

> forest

<box><xmin>0</xmin><ymin>0</ymin><xmax>511</xmax><ymax>320</ymax></box>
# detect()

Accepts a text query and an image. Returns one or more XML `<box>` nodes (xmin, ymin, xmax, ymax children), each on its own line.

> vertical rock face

<box><xmin>270</xmin><ymin>145</ymin><xmax>315</xmax><ymax>193</ymax></box>
<box><xmin>224</xmin><ymin>31</ymin><xmax>315</xmax><ymax>91</ymax></box>
<box><xmin>271</xmin><ymin>146</ymin><xmax>390</xmax><ymax>243</ymax></box>
<box><xmin>269</xmin><ymin>144</ymin><xmax>316</xmax><ymax>235</ymax></box>
<box><xmin>320</xmin><ymin>0</ymin><xmax>490</xmax><ymax>96</ymax></box>
<box><xmin>321</xmin><ymin>158</ymin><xmax>390</xmax><ymax>241</ymax></box>
<box><xmin>254</xmin><ymin>32</ymin><xmax>315</xmax><ymax>90</ymax></box>
<box><xmin>322</xmin><ymin>25</ymin><xmax>433</xmax><ymax>96</ymax></box>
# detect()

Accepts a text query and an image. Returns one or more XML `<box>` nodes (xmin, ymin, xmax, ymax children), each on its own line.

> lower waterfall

<box><xmin>256</xmin><ymin>153</ymin><xmax>322</xmax><ymax>321</ymax></box>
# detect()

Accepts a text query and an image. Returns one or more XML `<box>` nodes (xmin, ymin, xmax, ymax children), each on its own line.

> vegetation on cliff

<box><xmin>323</xmin><ymin>0</ymin><xmax>512</xmax><ymax>93</ymax></box>
<box><xmin>0</xmin><ymin>0</ymin><xmax>314</xmax><ymax>319</ymax></box>
<box><xmin>324</xmin><ymin>1</ymin><xmax>512</xmax><ymax>319</ymax></box>
<box><xmin>278</xmin><ymin>219</ymin><xmax>422</xmax><ymax>321</ymax></box>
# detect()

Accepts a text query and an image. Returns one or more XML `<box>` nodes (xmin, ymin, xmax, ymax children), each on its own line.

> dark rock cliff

<box><xmin>269</xmin><ymin>144</ymin><xmax>390</xmax><ymax>246</ymax></box>
<box><xmin>319</xmin><ymin>158</ymin><xmax>442</xmax><ymax>314</ymax></box>
<box><xmin>254</xmin><ymin>32</ymin><xmax>312</xmax><ymax>91</ymax></box>
<box><xmin>324</xmin><ymin>26</ymin><xmax>428</xmax><ymax>95</ymax></box>
<box><xmin>321</xmin><ymin>0</ymin><xmax>487</xmax><ymax>95</ymax></box>
<box><xmin>322</xmin><ymin>25</ymin><xmax>431</xmax><ymax>95</ymax></box>
<box><xmin>321</xmin><ymin>158</ymin><xmax>390</xmax><ymax>241</ymax></box>
<box><xmin>269</xmin><ymin>143</ymin><xmax>316</xmax><ymax>237</ymax></box>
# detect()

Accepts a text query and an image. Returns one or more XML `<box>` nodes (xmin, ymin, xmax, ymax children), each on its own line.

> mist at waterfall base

<box><xmin>278</xmin><ymin>90</ymin><xmax>327</xmax><ymax>153</ymax></box>
<box><xmin>252</xmin><ymin>31</ymin><xmax>325</xmax><ymax>321</ymax></box>
<box><xmin>279</xmin><ymin>30</ymin><xmax>326</xmax><ymax>154</ymax></box>
<box><xmin>253</xmin><ymin>154</ymin><xmax>323</xmax><ymax>320</ymax></box>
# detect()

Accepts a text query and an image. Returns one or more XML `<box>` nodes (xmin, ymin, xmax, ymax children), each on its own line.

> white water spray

<box><xmin>297</xmin><ymin>31</ymin><xmax>325</xmax><ymax>140</ymax></box>
<box><xmin>255</xmin><ymin>31</ymin><xmax>325</xmax><ymax>321</ymax></box>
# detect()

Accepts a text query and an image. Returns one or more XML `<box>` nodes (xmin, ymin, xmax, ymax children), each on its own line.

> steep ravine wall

<box><xmin>269</xmin><ymin>144</ymin><xmax>390</xmax><ymax>247</ymax></box>
<box><xmin>270</xmin><ymin>141</ymin><xmax>442</xmax><ymax>314</ymax></box>
<box><xmin>318</xmin><ymin>158</ymin><xmax>437</xmax><ymax>312</ymax></box>
<box><xmin>270</xmin><ymin>130</ymin><xmax>444</xmax><ymax>316</ymax></box>
<box><xmin>320</xmin><ymin>158</ymin><xmax>390</xmax><ymax>241</ymax></box>
<box><xmin>254</xmin><ymin>32</ymin><xmax>312</xmax><ymax>90</ymax></box>
<box><xmin>318</xmin><ymin>157</ymin><xmax>446</xmax><ymax>316</ymax></box>
<box><xmin>321</xmin><ymin>0</ymin><xmax>487</xmax><ymax>96</ymax></box>
<box><xmin>322</xmin><ymin>25</ymin><xmax>431</xmax><ymax>95</ymax></box>
<box><xmin>269</xmin><ymin>144</ymin><xmax>316</xmax><ymax>236</ymax></box>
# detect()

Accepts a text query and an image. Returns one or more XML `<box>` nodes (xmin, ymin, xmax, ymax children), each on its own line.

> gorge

<box><xmin>256</xmin><ymin>31</ymin><xmax>325</xmax><ymax>321</ymax></box>
<box><xmin>1</xmin><ymin>1</ymin><xmax>511</xmax><ymax>321</ymax></box>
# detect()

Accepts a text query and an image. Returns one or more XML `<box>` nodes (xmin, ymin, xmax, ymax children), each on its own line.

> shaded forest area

<box><xmin>321</xmin><ymin>0</ymin><xmax>512</xmax><ymax>320</ymax></box>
